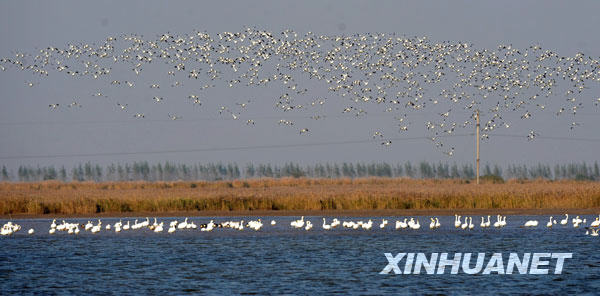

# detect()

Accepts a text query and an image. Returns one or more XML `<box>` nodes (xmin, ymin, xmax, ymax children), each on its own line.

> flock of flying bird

<box><xmin>2</xmin><ymin>213</ymin><xmax>600</xmax><ymax>236</ymax></box>
<box><xmin>2</xmin><ymin>28</ymin><xmax>599</xmax><ymax>150</ymax></box>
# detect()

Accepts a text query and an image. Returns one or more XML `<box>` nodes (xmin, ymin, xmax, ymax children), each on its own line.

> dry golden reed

<box><xmin>0</xmin><ymin>178</ymin><xmax>599</xmax><ymax>215</ymax></box>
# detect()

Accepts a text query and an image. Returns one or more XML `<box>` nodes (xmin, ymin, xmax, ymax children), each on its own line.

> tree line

<box><xmin>1</xmin><ymin>161</ymin><xmax>599</xmax><ymax>182</ymax></box>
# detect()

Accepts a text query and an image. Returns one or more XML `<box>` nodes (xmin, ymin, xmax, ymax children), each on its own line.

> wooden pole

<box><xmin>476</xmin><ymin>109</ymin><xmax>480</xmax><ymax>185</ymax></box>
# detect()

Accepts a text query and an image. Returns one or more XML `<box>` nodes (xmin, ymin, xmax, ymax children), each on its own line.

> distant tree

<box><xmin>437</xmin><ymin>162</ymin><xmax>449</xmax><ymax>179</ymax></box>
<box><xmin>117</xmin><ymin>164</ymin><xmax>125</xmax><ymax>181</ymax></box>
<box><xmin>1</xmin><ymin>165</ymin><xmax>9</xmax><ymax>181</ymax></box>
<box><xmin>72</xmin><ymin>165</ymin><xmax>84</xmax><ymax>182</ymax></box>
<box><xmin>484</xmin><ymin>163</ymin><xmax>492</xmax><ymax>176</ymax></box>
<box><xmin>59</xmin><ymin>166</ymin><xmax>67</xmax><ymax>181</ymax></box>
<box><xmin>332</xmin><ymin>164</ymin><xmax>340</xmax><ymax>178</ymax></box>
<box><xmin>553</xmin><ymin>164</ymin><xmax>561</xmax><ymax>180</ymax></box>
<box><xmin>43</xmin><ymin>166</ymin><xmax>57</xmax><ymax>180</ymax></box>
<box><xmin>381</xmin><ymin>163</ymin><xmax>392</xmax><ymax>177</ymax></box>
<box><xmin>106</xmin><ymin>164</ymin><xmax>116</xmax><ymax>181</ymax></box>
<box><xmin>462</xmin><ymin>164</ymin><xmax>475</xmax><ymax>179</ymax></box>
<box><xmin>84</xmin><ymin>162</ymin><xmax>93</xmax><ymax>180</ymax></box>
<box><xmin>419</xmin><ymin>161</ymin><xmax>434</xmax><ymax>178</ymax></box>
<box><xmin>9</xmin><ymin>161</ymin><xmax>600</xmax><ymax>183</ymax></box>
<box><xmin>394</xmin><ymin>163</ymin><xmax>404</xmax><ymax>177</ymax></box>
<box><xmin>405</xmin><ymin>162</ymin><xmax>415</xmax><ymax>178</ymax></box>
<box><xmin>450</xmin><ymin>163</ymin><xmax>460</xmax><ymax>179</ymax></box>
<box><xmin>492</xmin><ymin>165</ymin><xmax>502</xmax><ymax>178</ymax></box>
<box><xmin>95</xmin><ymin>164</ymin><xmax>103</xmax><ymax>181</ymax></box>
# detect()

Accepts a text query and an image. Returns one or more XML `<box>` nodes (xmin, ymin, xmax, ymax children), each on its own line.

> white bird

<box><xmin>590</xmin><ymin>216</ymin><xmax>600</xmax><ymax>227</ymax></box>
<box><xmin>546</xmin><ymin>217</ymin><xmax>553</xmax><ymax>228</ymax></box>
<box><xmin>169</xmin><ymin>114</ymin><xmax>182</xmax><ymax>120</ymax></box>
<box><xmin>141</xmin><ymin>217</ymin><xmax>150</xmax><ymax>228</ymax></box>
<box><xmin>407</xmin><ymin>218</ymin><xmax>415</xmax><ymax>229</ymax></box>
<box><xmin>380</xmin><ymin>219</ymin><xmax>388</xmax><ymax>229</ymax></box>
<box><xmin>485</xmin><ymin>215</ymin><xmax>491</xmax><ymax>227</ymax></box>
<box><xmin>91</xmin><ymin>220</ymin><xmax>102</xmax><ymax>233</ymax></box>
<box><xmin>291</xmin><ymin>216</ymin><xmax>305</xmax><ymax>228</ymax></box>
<box><xmin>154</xmin><ymin>222</ymin><xmax>164</xmax><ymax>232</ymax></box>
<box><xmin>331</xmin><ymin>218</ymin><xmax>340</xmax><ymax>228</ymax></box>
<box><xmin>410</xmin><ymin>219</ymin><xmax>420</xmax><ymax>230</ymax></box>
<box><xmin>560</xmin><ymin>214</ymin><xmax>569</xmax><ymax>225</ymax></box>
<box><xmin>1</xmin><ymin>224</ymin><xmax>13</xmax><ymax>236</ymax></box>
<box><xmin>524</xmin><ymin>220</ymin><xmax>538</xmax><ymax>227</ymax></box>
<box><xmin>248</xmin><ymin>219</ymin><xmax>263</xmax><ymax>231</ymax></box>
<box><xmin>305</xmin><ymin>221</ymin><xmax>313</xmax><ymax>231</ymax></box>
<box><xmin>461</xmin><ymin>217</ymin><xmax>469</xmax><ymax>230</ymax></box>
<box><xmin>454</xmin><ymin>215</ymin><xmax>461</xmax><ymax>228</ymax></box>
<box><xmin>322</xmin><ymin>218</ymin><xmax>331</xmax><ymax>230</ymax></box>
<box><xmin>91</xmin><ymin>225</ymin><xmax>100</xmax><ymax>233</ymax></box>
<box><xmin>28</xmin><ymin>228</ymin><xmax>34</xmax><ymax>235</ymax></box>
<box><xmin>177</xmin><ymin>218</ymin><xmax>188</xmax><ymax>229</ymax></box>
<box><xmin>271</xmin><ymin>220</ymin><xmax>276</xmax><ymax>225</ymax></box>
<box><xmin>56</xmin><ymin>221</ymin><xmax>66</xmax><ymax>231</ymax></box>
<box><xmin>572</xmin><ymin>216</ymin><xmax>583</xmax><ymax>227</ymax></box>
<box><xmin>201</xmin><ymin>220</ymin><xmax>216</xmax><ymax>232</ymax></box>
<box><xmin>131</xmin><ymin>219</ymin><xmax>140</xmax><ymax>230</ymax></box>
<box><xmin>400</xmin><ymin>219</ymin><xmax>408</xmax><ymax>229</ymax></box>
<box><xmin>493</xmin><ymin>215</ymin><xmax>502</xmax><ymax>228</ymax></box>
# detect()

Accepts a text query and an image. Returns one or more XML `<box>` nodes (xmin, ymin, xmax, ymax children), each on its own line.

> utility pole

<box><xmin>476</xmin><ymin>109</ymin><xmax>480</xmax><ymax>185</ymax></box>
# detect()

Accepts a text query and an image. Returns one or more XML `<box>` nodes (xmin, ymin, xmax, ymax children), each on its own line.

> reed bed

<box><xmin>1</xmin><ymin>178</ymin><xmax>599</xmax><ymax>215</ymax></box>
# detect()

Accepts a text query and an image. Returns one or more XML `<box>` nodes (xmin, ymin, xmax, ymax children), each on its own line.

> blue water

<box><xmin>1</xmin><ymin>215</ymin><xmax>599</xmax><ymax>295</ymax></box>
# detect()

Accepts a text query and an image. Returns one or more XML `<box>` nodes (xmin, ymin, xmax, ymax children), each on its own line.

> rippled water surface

<box><xmin>1</xmin><ymin>215</ymin><xmax>599</xmax><ymax>295</ymax></box>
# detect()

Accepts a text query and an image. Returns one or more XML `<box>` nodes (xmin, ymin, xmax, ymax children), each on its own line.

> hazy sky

<box><xmin>1</xmin><ymin>0</ymin><xmax>599</xmax><ymax>170</ymax></box>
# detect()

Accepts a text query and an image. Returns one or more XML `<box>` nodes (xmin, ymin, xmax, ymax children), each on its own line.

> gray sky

<box><xmin>0</xmin><ymin>0</ymin><xmax>599</xmax><ymax>170</ymax></box>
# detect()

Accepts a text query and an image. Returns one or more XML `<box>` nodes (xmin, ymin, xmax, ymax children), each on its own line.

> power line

<box><xmin>0</xmin><ymin>134</ymin><xmax>471</xmax><ymax>160</ymax></box>
<box><xmin>1</xmin><ymin>110</ymin><xmax>597</xmax><ymax>127</ymax></box>
<box><xmin>0</xmin><ymin>132</ymin><xmax>597</xmax><ymax>160</ymax></box>
<box><xmin>0</xmin><ymin>110</ymin><xmax>474</xmax><ymax>127</ymax></box>
<box><xmin>493</xmin><ymin>133</ymin><xmax>600</xmax><ymax>142</ymax></box>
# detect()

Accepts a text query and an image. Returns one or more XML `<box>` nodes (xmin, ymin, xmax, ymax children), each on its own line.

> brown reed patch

<box><xmin>0</xmin><ymin>178</ymin><xmax>599</xmax><ymax>215</ymax></box>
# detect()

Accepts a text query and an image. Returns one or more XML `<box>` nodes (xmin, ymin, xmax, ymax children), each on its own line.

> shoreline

<box><xmin>2</xmin><ymin>208</ymin><xmax>599</xmax><ymax>219</ymax></box>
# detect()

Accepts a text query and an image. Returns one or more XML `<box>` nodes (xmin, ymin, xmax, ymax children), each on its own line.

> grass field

<box><xmin>1</xmin><ymin>177</ymin><xmax>600</xmax><ymax>216</ymax></box>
